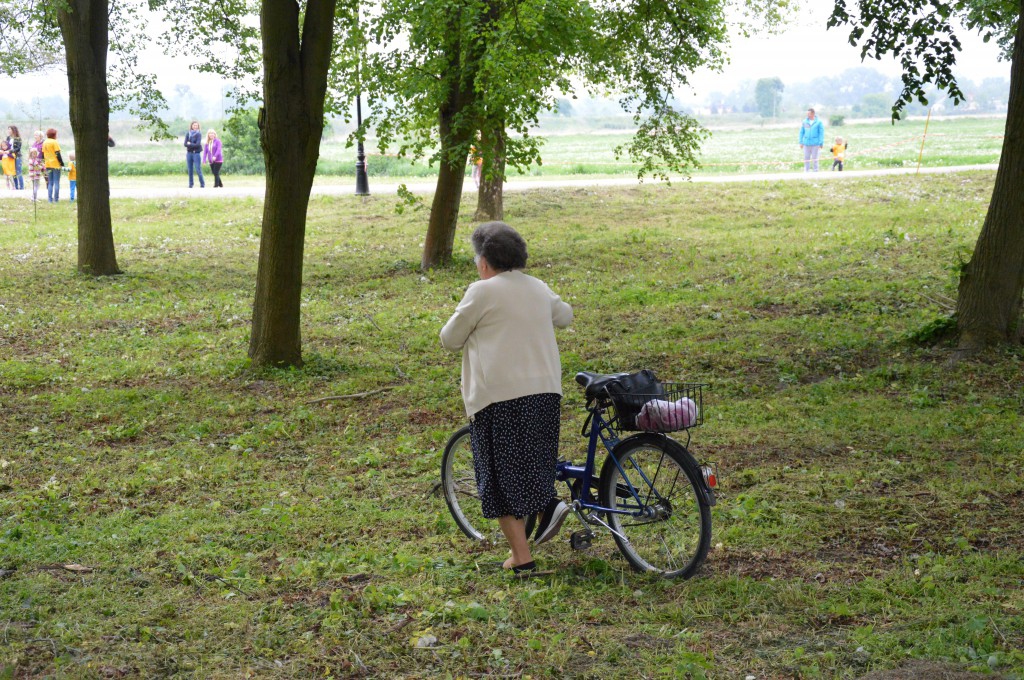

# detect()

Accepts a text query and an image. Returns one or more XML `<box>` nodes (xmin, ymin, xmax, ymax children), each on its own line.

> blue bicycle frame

<box><xmin>555</xmin><ymin>402</ymin><xmax>676</xmax><ymax>518</ymax></box>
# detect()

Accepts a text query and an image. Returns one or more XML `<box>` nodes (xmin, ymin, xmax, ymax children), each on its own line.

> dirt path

<box><xmin>2</xmin><ymin>163</ymin><xmax>999</xmax><ymax>201</ymax></box>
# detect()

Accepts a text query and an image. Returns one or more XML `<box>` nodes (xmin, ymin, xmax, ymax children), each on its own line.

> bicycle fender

<box><xmin>679</xmin><ymin>444</ymin><xmax>720</xmax><ymax>507</ymax></box>
<box><xmin>673</xmin><ymin>443</ymin><xmax>717</xmax><ymax>508</ymax></box>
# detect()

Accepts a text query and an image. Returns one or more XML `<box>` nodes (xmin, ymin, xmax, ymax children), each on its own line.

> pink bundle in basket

<box><xmin>635</xmin><ymin>397</ymin><xmax>698</xmax><ymax>431</ymax></box>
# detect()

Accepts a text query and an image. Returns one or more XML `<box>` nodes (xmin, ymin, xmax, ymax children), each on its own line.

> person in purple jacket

<box><xmin>203</xmin><ymin>129</ymin><xmax>224</xmax><ymax>188</ymax></box>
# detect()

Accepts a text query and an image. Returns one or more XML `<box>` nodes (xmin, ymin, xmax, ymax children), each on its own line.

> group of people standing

<box><xmin>184</xmin><ymin>121</ymin><xmax>224</xmax><ymax>188</ymax></box>
<box><xmin>798</xmin><ymin>107</ymin><xmax>849</xmax><ymax>172</ymax></box>
<box><xmin>2</xmin><ymin>126</ymin><xmax>75</xmax><ymax>202</ymax></box>
<box><xmin>3</xmin><ymin>120</ymin><xmax>227</xmax><ymax>199</ymax></box>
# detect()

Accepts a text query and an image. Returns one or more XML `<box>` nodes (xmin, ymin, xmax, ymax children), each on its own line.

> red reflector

<box><xmin>702</xmin><ymin>466</ymin><xmax>717</xmax><ymax>488</ymax></box>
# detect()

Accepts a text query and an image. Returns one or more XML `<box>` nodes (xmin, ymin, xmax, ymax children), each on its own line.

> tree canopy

<box><xmin>828</xmin><ymin>0</ymin><xmax>1017</xmax><ymax>119</ymax></box>
<box><xmin>362</xmin><ymin>0</ymin><xmax>789</xmax><ymax>267</ymax></box>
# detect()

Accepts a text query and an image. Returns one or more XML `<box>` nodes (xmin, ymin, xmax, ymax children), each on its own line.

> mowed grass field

<box><xmin>84</xmin><ymin>114</ymin><xmax>1007</xmax><ymax>181</ymax></box>
<box><xmin>1</xmin><ymin>172</ymin><xmax>1022</xmax><ymax>678</ymax></box>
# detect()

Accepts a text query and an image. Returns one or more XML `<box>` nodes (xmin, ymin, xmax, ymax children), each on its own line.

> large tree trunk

<box><xmin>474</xmin><ymin>121</ymin><xmax>505</xmax><ymax>221</ymax></box>
<box><xmin>57</xmin><ymin>0</ymin><xmax>119</xmax><ymax>276</ymax></box>
<box><xmin>249</xmin><ymin>0</ymin><xmax>336</xmax><ymax>368</ymax></box>
<box><xmin>955</xmin><ymin>9</ymin><xmax>1024</xmax><ymax>351</ymax></box>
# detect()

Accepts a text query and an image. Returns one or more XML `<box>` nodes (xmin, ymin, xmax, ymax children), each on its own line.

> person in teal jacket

<box><xmin>798</xmin><ymin>107</ymin><xmax>825</xmax><ymax>172</ymax></box>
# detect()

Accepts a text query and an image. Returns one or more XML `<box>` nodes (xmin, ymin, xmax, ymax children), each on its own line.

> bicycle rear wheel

<box><xmin>440</xmin><ymin>425</ymin><xmax>503</xmax><ymax>544</ymax></box>
<box><xmin>598</xmin><ymin>434</ymin><xmax>711</xmax><ymax>579</ymax></box>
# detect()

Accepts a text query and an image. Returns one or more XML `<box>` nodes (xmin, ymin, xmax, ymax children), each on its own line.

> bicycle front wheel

<box><xmin>598</xmin><ymin>434</ymin><xmax>711</xmax><ymax>579</ymax></box>
<box><xmin>440</xmin><ymin>425</ymin><xmax>503</xmax><ymax>544</ymax></box>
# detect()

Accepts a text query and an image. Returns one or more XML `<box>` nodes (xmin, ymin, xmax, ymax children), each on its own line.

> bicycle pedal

<box><xmin>569</xmin><ymin>530</ymin><xmax>593</xmax><ymax>551</ymax></box>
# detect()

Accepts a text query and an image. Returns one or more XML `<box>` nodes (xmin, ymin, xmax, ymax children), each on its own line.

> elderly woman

<box><xmin>440</xmin><ymin>221</ymin><xmax>574</xmax><ymax>574</ymax></box>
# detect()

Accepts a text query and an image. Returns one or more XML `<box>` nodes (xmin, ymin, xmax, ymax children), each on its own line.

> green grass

<box><xmin>1</xmin><ymin>173</ymin><xmax>1022</xmax><ymax>678</ymax></box>
<box><xmin>97</xmin><ymin>115</ymin><xmax>1006</xmax><ymax>177</ymax></box>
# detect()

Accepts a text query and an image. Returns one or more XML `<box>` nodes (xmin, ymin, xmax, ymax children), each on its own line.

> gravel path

<box><xmin>2</xmin><ymin>163</ymin><xmax>999</xmax><ymax>201</ymax></box>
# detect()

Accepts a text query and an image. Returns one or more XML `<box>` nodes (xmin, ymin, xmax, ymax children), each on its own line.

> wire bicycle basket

<box><xmin>605</xmin><ymin>381</ymin><xmax>705</xmax><ymax>433</ymax></box>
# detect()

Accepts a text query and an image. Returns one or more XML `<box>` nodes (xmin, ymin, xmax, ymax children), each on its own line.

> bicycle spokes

<box><xmin>599</xmin><ymin>438</ymin><xmax>710</xmax><ymax>578</ymax></box>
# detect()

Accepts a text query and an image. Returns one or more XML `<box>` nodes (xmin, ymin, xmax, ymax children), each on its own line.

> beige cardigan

<box><xmin>440</xmin><ymin>270</ymin><xmax>574</xmax><ymax>417</ymax></box>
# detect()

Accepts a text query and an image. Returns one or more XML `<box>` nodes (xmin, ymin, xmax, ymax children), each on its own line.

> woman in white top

<box><xmin>441</xmin><ymin>222</ymin><xmax>574</xmax><ymax>574</ymax></box>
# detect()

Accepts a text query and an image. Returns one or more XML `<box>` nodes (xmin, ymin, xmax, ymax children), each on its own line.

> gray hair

<box><xmin>471</xmin><ymin>221</ymin><xmax>528</xmax><ymax>271</ymax></box>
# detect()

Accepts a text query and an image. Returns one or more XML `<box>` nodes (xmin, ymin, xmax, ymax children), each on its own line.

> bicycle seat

<box><xmin>575</xmin><ymin>371</ymin><xmax>630</xmax><ymax>400</ymax></box>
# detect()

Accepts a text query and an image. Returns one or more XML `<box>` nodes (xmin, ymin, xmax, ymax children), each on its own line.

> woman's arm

<box><xmin>547</xmin><ymin>286</ymin><xmax>573</xmax><ymax>328</ymax></box>
<box><xmin>440</xmin><ymin>284</ymin><xmax>482</xmax><ymax>351</ymax></box>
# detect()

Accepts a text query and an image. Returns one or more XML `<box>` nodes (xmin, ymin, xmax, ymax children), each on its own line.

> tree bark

<box><xmin>57</xmin><ymin>0</ymin><xmax>119</xmax><ymax>276</ymax></box>
<box><xmin>421</xmin><ymin>36</ymin><xmax>476</xmax><ymax>269</ymax></box>
<box><xmin>474</xmin><ymin>121</ymin><xmax>505</xmax><ymax>221</ymax></box>
<box><xmin>248</xmin><ymin>0</ymin><xmax>336</xmax><ymax>368</ymax></box>
<box><xmin>422</xmin><ymin>127</ymin><xmax>472</xmax><ymax>269</ymax></box>
<box><xmin>955</xmin><ymin>9</ymin><xmax>1024</xmax><ymax>351</ymax></box>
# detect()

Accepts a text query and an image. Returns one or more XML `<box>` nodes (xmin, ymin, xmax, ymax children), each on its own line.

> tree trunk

<box><xmin>248</xmin><ymin>0</ymin><xmax>337</xmax><ymax>368</ymax></box>
<box><xmin>474</xmin><ymin>121</ymin><xmax>505</xmax><ymax>221</ymax></box>
<box><xmin>422</xmin><ymin>126</ymin><xmax>471</xmax><ymax>269</ymax></box>
<box><xmin>955</xmin><ymin>9</ymin><xmax>1024</xmax><ymax>351</ymax></box>
<box><xmin>421</xmin><ymin>44</ymin><xmax>477</xmax><ymax>269</ymax></box>
<box><xmin>57</xmin><ymin>0</ymin><xmax>119</xmax><ymax>276</ymax></box>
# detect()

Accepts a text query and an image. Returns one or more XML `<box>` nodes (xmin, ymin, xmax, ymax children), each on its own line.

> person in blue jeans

<box><xmin>41</xmin><ymin>128</ymin><xmax>64</xmax><ymax>202</ymax></box>
<box><xmin>68</xmin><ymin>153</ymin><xmax>77</xmax><ymax>201</ymax></box>
<box><xmin>799</xmin><ymin>108</ymin><xmax>825</xmax><ymax>172</ymax></box>
<box><xmin>184</xmin><ymin>120</ymin><xmax>205</xmax><ymax>188</ymax></box>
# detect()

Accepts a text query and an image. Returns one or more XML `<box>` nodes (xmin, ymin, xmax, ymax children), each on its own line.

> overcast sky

<box><xmin>687</xmin><ymin>5</ymin><xmax>1010</xmax><ymax>96</ymax></box>
<box><xmin>2</xmin><ymin>4</ymin><xmax>1011</xmax><ymax>110</ymax></box>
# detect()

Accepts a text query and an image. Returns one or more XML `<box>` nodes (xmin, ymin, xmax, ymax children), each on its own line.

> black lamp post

<box><xmin>355</xmin><ymin>92</ymin><xmax>370</xmax><ymax>196</ymax></box>
<box><xmin>354</xmin><ymin>4</ymin><xmax>370</xmax><ymax>198</ymax></box>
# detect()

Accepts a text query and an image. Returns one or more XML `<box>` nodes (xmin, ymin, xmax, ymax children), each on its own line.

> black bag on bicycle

<box><xmin>603</xmin><ymin>369</ymin><xmax>665</xmax><ymax>431</ymax></box>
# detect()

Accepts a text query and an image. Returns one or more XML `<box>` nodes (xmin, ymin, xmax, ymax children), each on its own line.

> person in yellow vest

<box><xmin>41</xmin><ymin>128</ymin><xmax>65</xmax><ymax>202</ymax></box>
<box><xmin>68</xmin><ymin>153</ymin><xmax>77</xmax><ymax>201</ymax></box>
<box><xmin>0</xmin><ymin>140</ymin><xmax>14</xmax><ymax>189</ymax></box>
<box><xmin>831</xmin><ymin>136</ymin><xmax>848</xmax><ymax>172</ymax></box>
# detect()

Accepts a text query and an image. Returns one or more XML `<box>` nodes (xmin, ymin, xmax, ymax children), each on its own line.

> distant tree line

<box><xmin>707</xmin><ymin>66</ymin><xmax>1010</xmax><ymax>117</ymax></box>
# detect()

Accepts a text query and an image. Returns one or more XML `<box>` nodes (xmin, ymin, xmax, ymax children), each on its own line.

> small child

<box><xmin>831</xmin><ymin>136</ymin><xmax>848</xmax><ymax>171</ymax></box>
<box><xmin>469</xmin><ymin>144</ymin><xmax>483</xmax><ymax>187</ymax></box>
<box><xmin>0</xmin><ymin>141</ymin><xmax>14</xmax><ymax>189</ymax></box>
<box><xmin>68</xmin><ymin>153</ymin><xmax>77</xmax><ymax>201</ymax></box>
<box><xmin>27</xmin><ymin>148</ymin><xmax>45</xmax><ymax>201</ymax></box>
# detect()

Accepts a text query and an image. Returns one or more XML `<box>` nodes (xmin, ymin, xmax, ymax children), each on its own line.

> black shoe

<box><xmin>506</xmin><ymin>561</ymin><xmax>554</xmax><ymax>578</ymax></box>
<box><xmin>533</xmin><ymin>498</ymin><xmax>570</xmax><ymax>545</ymax></box>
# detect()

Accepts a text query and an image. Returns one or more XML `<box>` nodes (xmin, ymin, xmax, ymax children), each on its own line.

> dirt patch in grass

<box><xmin>705</xmin><ymin>547</ymin><xmax>812</xmax><ymax>581</ymax></box>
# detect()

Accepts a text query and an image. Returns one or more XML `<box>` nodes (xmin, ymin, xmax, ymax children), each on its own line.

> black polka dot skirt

<box><xmin>469</xmin><ymin>393</ymin><xmax>561</xmax><ymax>520</ymax></box>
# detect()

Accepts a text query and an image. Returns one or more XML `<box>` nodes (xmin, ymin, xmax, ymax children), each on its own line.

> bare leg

<box><xmin>498</xmin><ymin>516</ymin><xmax>533</xmax><ymax>568</ymax></box>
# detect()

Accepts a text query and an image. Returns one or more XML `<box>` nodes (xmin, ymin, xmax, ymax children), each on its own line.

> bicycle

<box><xmin>440</xmin><ymin>370</ymin><xmax>717</xmax><ymax>579</ymax></box>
